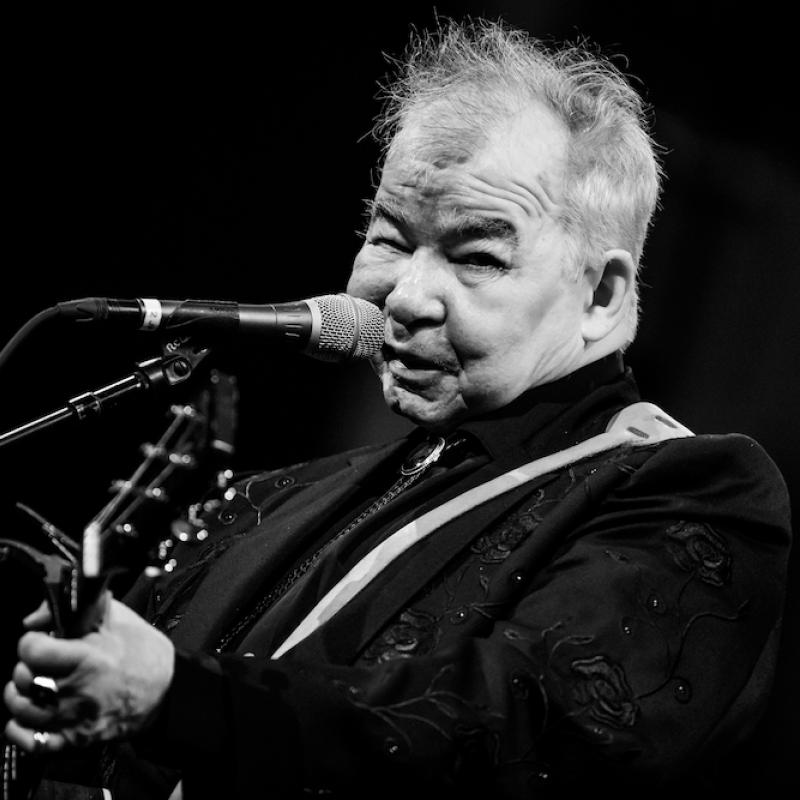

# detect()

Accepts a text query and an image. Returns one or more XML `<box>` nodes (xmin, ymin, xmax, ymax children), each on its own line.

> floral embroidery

<box><xmin>570</xmin><ymin>655</ymin><xmax>639</xmax><ymax>728</ymax></box>
<box><xmin>362</xmin><ymin>609</ymin><xmax>441</xmax><ymax>663</ymax></box>
<box><xmin>665</xmin><ymin>522</ymin><xmax>731</xmax><ymax>587</ymax></box>
<box><xmin>333</xmin><ymin>665</ymin><xmax>503</xmax><ymax>751</ymax></box>
<box><xmin>471</xmin><ymin>491</ymin><xmax>546</xmax><ymax>564</ymax></box>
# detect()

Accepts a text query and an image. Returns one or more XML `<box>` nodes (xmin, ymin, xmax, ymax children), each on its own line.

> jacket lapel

<box><xmin>169</xmin><ymin>439</ymin><xmax>407</xmax><ymax>651</ymax></box>
<box><xmin>298</xmin><ymin>465</ymin><xmax>562</xmax><ymax>663</ymax></box>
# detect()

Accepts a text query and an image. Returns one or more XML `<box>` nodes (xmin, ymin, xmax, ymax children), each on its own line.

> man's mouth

<box><xmin>380</xmin><ymin>345</ymin><xmax>459</xmax><ymax>391</ymax></box>
<box><xmin>383</xmin><ymin>344</ymin><xmax>456</xmax><ymax>374</ymax></box>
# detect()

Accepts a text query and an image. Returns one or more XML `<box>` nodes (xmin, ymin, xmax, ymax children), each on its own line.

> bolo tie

<box><xmin>215</xmin><ymin>433</ymin><xmax>469</xmax><ymax>654</ymax></box>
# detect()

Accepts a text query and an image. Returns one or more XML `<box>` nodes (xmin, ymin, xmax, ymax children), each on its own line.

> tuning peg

<box><xmin>169</xmin><ymin>403</ymin><xmax>202</xmax><ymax>421</ymax></box>
<box><xmin>168</xmin><ymin>452</ymin><xmax>197</xmax><ymax>467</ymax></box>
<box><xmin>112</xmin><ymin>521</ymin><xmax>139</xmax><ymax>539</ymax></box>
<box><xmin>216</xmin><ymin>468</ymin><xmax>234</xmax><ymax>489</ymax></box>
<box><xmin>170</xmin><ymin>517</ymin><xmax>210</xmax><ymax>544</ymax></box>
<box><xmin>139</xmin><ymin>442</ymin><xmax>198</xmax><ymax>468</ymax></box>
<box><xmin>140</xmin><ymin>442</ymin><xmax>165</xmax><ymax>458</ymax></box>
<box><xmin>109</xmin><ymin>480</ymin><xmax>170</xmax><ymax>503</ymax></box>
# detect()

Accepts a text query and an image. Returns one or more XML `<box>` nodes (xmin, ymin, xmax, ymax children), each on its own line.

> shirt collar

<box><xmin>453</xmin><ymin>351</ymin><xmax>634</xmax><ymax>464</ymax></box>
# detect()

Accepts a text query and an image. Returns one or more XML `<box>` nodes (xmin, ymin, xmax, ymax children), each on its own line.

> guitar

<box><xmin>0</xmin><ymin>367</ymin><xmax>238</xmax><ymax>800</ymax></box>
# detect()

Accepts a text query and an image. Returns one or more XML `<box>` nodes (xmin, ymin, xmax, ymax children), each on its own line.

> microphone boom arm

<box><xmin>0</xmin><ymin>335</ymin><xmax>212</xmax><ymax>449</ymax></box>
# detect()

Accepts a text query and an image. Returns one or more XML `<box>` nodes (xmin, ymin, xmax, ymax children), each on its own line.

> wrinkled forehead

<box><xmin>373</xmin><ymin>148</ymin><xmax>487</xmax><ymax>233</ymax></box>
<box><xmin>376</xmin><ymin>151</ymin><xmax>463</xmax><ymax>204</ymax></box>
<box><xmin>384</xmin><ymin>120</ymin><xmax>480</xmax><ymax>176</ymax></box>
<box><xmin>380</xmin><ymin>100</ymin><xmax>569</xmax><ymax>203</ymax></box>
<box><xmin>373</xmin><ymin>103</ymin><xmax>569</xmax><ymax>232</ymax></box>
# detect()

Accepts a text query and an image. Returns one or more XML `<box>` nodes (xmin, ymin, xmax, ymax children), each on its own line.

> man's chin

<box><xmin>383</xmin><ymin>384</ymin><xmax>465</xmax><ymax>431</ymax></box>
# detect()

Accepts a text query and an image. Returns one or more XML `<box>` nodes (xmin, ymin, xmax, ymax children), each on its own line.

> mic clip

<box><xmin>157</xmin><ymin>334</ymin><xmax>213</xmax><ymax>388</ymax></box>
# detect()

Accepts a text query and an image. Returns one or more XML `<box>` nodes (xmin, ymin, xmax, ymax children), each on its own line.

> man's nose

<box><xmin>384</xmin><ymin>252</ymin><xmax>446</xmax><ymax>330</ymax></box>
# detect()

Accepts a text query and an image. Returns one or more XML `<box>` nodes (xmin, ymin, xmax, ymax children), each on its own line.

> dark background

<box><xmin>2</xmin><ymin>1</ymin><xmax>797</xmax><ymax>790</ymax></box>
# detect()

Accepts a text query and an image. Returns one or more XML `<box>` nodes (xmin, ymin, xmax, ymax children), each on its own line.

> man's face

<box><xmin>347</xmin><ymin>105</ymin><xmax>588</xmax><ymax>431</ymax></box>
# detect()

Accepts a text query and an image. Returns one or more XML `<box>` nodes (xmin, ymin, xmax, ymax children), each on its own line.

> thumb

<box><xmin>22</xmin><ymin>600</ymin><xmax>53</xmax><ymax>631</ymax></box>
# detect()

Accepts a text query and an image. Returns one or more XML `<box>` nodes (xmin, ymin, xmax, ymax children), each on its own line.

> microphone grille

<box><xmin>308</xmin><ymin>294</ymin><xmax>384</xmax><ymax>362</ymax></box>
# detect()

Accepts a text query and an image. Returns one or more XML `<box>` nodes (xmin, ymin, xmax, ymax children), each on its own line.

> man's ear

<box><xmin>581</xmin><ymin>248</ymin><xmax>636</xmax><ymax>343</ymax></box>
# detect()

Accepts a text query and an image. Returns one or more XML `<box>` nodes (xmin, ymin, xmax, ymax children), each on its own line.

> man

<box><xmin>3</xmin><ymin>18</ymin><xmax>791</xmax><ymax>798</ymax></box>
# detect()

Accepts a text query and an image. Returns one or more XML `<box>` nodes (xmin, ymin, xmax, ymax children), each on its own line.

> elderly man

<box><xmin>3</xmin><ymin>19</ymin><xmax>791</xmax><ymax>799</ymax></box>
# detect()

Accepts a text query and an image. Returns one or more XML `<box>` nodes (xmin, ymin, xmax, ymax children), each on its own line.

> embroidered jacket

<box><xmin>99</xmin><ymin>357</ymin><xmax>793</xmax><ymax>798</ymax></box>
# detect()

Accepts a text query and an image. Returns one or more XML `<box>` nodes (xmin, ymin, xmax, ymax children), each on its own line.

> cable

<box><xmin>0</xmin><ymin>306</ymin><xmax>60</xmax><ymax>372</ymax></box>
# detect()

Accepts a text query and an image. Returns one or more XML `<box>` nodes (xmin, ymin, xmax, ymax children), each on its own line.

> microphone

<box><xmin>54</xmin><ymin>294</ymin><xmax>385</xmax><ymax>362</ymax></box>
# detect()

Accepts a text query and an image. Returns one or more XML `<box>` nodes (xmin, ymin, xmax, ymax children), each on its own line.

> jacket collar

<box><xmin>402</xmin><ymin>352</ymin><xmax>634</xmax><ymax>468</ymax></box>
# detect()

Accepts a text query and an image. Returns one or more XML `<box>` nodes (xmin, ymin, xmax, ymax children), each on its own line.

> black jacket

<box><xmin>48</xmin><ymin>359</ymin><xmax>796</xmax><ymax>798</ymax></box>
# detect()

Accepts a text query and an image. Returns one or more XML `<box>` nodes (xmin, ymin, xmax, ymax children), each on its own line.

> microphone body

<box><xmin>55</xmin><ymin>295</ymin><xmax>384</xmax><ymax>362</ymax></box>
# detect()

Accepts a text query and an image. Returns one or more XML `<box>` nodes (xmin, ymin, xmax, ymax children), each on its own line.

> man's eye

<box><xmin>370</xmin><ymin>236</ymin><xmax>410</xmax><ymax>253</ymax></box>
<box><xmin>454</xmin><ymin>252</ymin><xmax>507</xmax><ymax>270</ymax></box>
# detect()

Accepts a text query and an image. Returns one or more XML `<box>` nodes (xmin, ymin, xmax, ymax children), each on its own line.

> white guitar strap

<box><xmin>271</xmin><ymin>402</ymin><xmax>694</xmax><ymax>659</ymax></box>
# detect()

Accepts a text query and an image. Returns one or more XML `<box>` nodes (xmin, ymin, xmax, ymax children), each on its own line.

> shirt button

<box><xmin>510</xmin><ymin>672</ymin><xmax>531</xmax><ymax>698</ymax></box>
<box><xmin>219</xmin><ymin>509</ymin><xmax>237</xmax><ymax>524</ymax></box>
<box><xmin>647</xmin><ymin>593</ymin><xmax>665</xmax><ymax>614</ymax></box>
<box><xmin>673</xmin><ymin>678</ymin><xmax>692</xmax><ymax>703</ymax></box>
<box><xmin>449</xmin><ymin>607</ymin><xmax>469</xmax><ymax>624</ymax></box>
<box><xmin>383</xmin><ymin>737</ymin><xmax>406</xmax><ymax>759</ymax></box>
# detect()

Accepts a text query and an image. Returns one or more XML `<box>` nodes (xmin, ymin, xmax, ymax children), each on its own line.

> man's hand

<box><xmin>3</xmin><ymin>593</ymin><xmax>175</xmax><ymax>753</ymax></box>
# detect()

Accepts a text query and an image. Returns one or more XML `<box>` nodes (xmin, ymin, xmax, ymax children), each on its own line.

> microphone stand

<box><xmin>0</xmin><ymin>335</ymin><xmax>212</xmax><ymax>449</ymax></box>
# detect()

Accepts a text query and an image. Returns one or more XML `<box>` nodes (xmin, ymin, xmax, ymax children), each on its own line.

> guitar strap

<box><xmin>271</xmin><ymin>401</ymin><xmax>694</xmax><ymax>659</ymax></box>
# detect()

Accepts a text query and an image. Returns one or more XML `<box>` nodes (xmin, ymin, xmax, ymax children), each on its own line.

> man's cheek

<box><xmin>347</xmin><ymin>255</ymin><xmax>395</xmax><ymax>305</ymax></box>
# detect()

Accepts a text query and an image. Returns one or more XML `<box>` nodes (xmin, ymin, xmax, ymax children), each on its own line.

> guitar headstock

<box><xmin>1</xmin><ymin>366</ymin><xmax>239</xmax><ymax>641</ymax></box>
<box><xmin>82</xmin><ymin>368</ymin><xmax>239</xmax><ymax>590</ymax></box>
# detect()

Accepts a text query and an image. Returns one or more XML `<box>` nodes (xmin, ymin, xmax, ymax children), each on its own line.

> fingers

<box><xmin>6</xmin><ymin>664</ymin><xmax>58</xmax><ymax>730</ymax></box>
<box><xmin>9</xmin><ymin>662</ymin><xmax>59</xmax><ymax>705</ymax></box>
<box><xmin>11</xmin><ymin>660</ymin><xmax>35</xmax><ymax>693</ymax></box>
<box><xmin>17</xmin><ymin>631</ymin><xmax>91</xmax><ymax>676</ymax></box>
<box><xmin>4</xmin><ymin>717</ymin><xmax>68</xmax><ymax>755</ymax></box>
<box><xmin>5</xmin><ymin>594</ymin><xmax>170</xmax><ymax>754</ymax></box>
<box><xmin>4</xmin><ymin>679</ymin><xmax>56</xmax><ymax>730</ymax></box>
<box><xmin>20</xmin><ymin>591</ymin><xmax>112</xmax><ymax>637</ymax></box>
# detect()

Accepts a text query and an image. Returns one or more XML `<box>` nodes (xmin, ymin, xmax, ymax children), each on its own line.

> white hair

<box><xmin>372</xmin><ymin>18</ymin><xmax>664</xmax><ymax>331</ymax></box>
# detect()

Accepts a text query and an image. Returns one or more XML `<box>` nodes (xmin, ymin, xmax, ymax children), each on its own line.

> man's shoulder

<box><xmin>612</xmin><ymin>429</ymin><xmax>791</xmax><ymax>535</ymax></box>
<box><xmin>638</xmin><ymin>430</ymin><xmax>785</xmax><ymax>484</ymax></box>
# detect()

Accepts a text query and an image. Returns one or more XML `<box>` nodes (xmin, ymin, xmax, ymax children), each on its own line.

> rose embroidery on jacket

<box><xmin>665</xmin><ymin>522</ymin><xmax>731</xmax><ymax>587</ymax></box>
<box><xmin>471</xmin><ymin>509</ymin><xmax>541</xmax><ymax>564</ymax></box>
<box><xmin>362</xmin><ymin>608</ymin><xmax>440</xmax><ymax>663</ymax></box>
<box><xmin>570</xmin><ymin>655</ymin><xmax>639</xmax><ymax>728</ymax></box>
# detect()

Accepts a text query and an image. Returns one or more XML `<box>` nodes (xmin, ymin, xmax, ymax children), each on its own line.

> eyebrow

<box><xmin>366</xmin><ymin>199</ymin><xmax>519</xmax><ymax>248</ymax></box>
<box><xmin>365</xmin><ymin>198</ymin><xmax>409</xmax><ymax>230</ymax></box>
<box><xmin>452</xmin><ymin>215</ymin><xmax>519</xmax><ymax>247</ymax></box>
